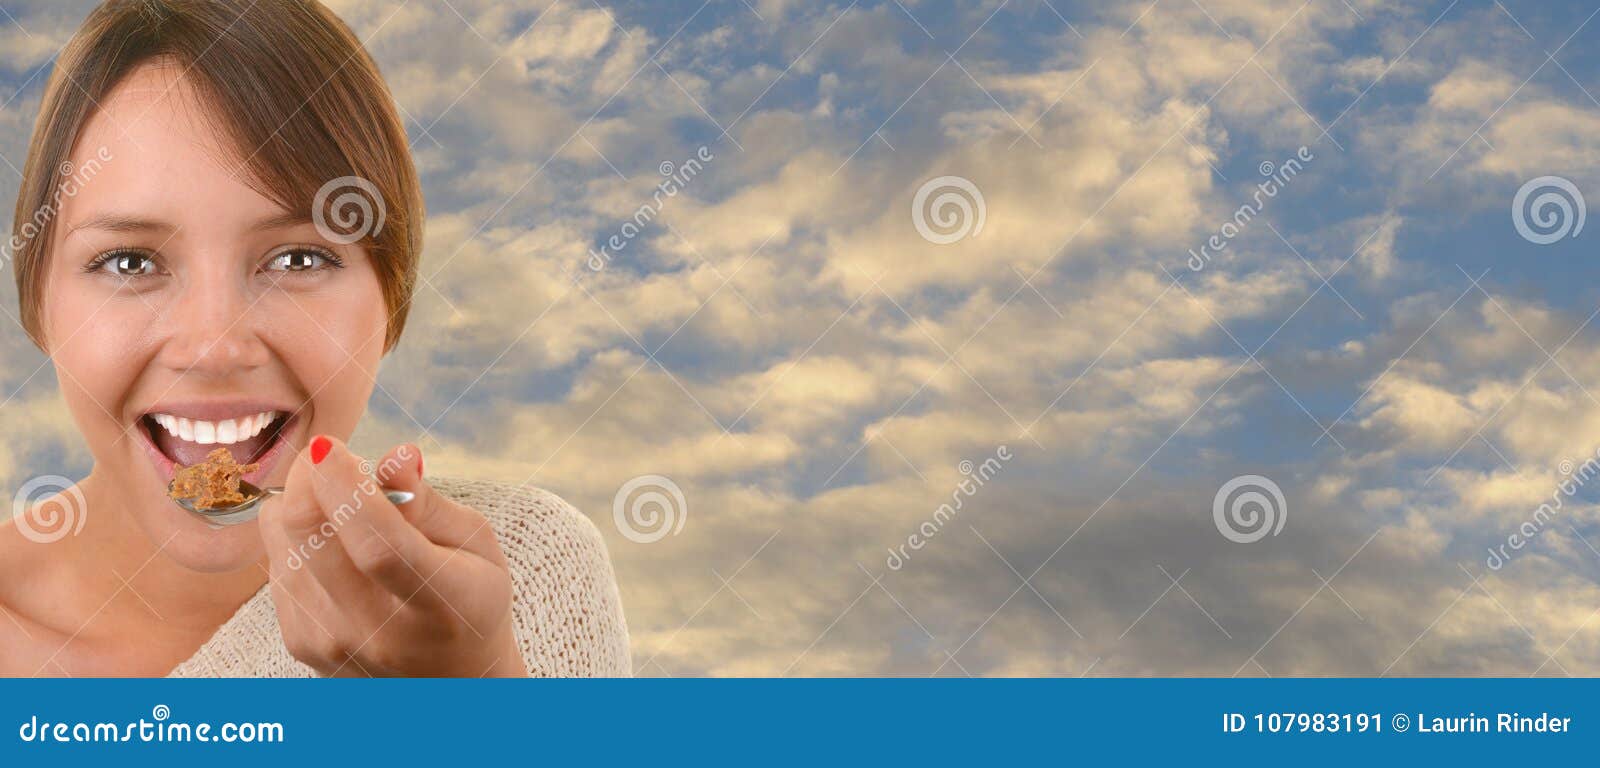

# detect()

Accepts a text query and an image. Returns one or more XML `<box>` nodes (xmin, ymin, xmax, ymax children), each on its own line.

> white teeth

<box><xmin>151</xmin><ymin>410</ymin><xmax>280</xmax><ymax>446</ymax></box>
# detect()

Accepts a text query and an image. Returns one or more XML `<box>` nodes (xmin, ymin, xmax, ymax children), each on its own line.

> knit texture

<box><xmin>167</xmin><ymin>478</ymin><xmax>631</xmax><ymax>677</ymax></box>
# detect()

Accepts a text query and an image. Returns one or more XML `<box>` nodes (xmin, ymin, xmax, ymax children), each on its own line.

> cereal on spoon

<box><xmin>169</xmin><ymin>447</ymin><xmax>260</xmax><ymax>509</ymax></box>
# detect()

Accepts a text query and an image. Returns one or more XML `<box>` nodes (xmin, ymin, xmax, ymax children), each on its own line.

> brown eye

<box><xmin>264</xmin><ymin>248</ymin><xmax>339</xmax><ymax>273</ymax></box>
<box><xmin>96</xmin><ymin>250</ymin><xmax>161</xmax><ymax>277</ymax></box>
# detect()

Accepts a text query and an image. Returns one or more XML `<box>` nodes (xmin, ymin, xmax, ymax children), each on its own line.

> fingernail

<box><xmin>311</xmin><ymin>436</ymin><xmax>332</xmax><ymax>465</ymax></box>
<box><xmin>417</xmin><ymin>449</ymin><xmax>424</xmax><ymax>478</ymax></box>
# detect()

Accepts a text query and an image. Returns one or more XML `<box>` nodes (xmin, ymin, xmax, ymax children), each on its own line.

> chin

<box><xmin>122</xmin><ymin>400</ymin><xmax>312</xmax><ymax>572</ymax></box>
<box><xmin>142</xmin><ymin>507</ymin><xmax>269</xmax><ymax>573</ymax></box>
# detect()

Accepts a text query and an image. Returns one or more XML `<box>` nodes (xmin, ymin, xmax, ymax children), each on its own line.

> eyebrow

<box><xmin>247</xmin><ymin>211</ymin><xmax>314</xmax><ymax>232</ymax></box>
<box><xmin>62</xmin><ymin>210</ymin><xmax>312</xmax><ymax>238</ymax></box>
<box><xmin>63</xmin><ymin>213</ymin><xmax>174</xmax><ymax>238</ymax></box>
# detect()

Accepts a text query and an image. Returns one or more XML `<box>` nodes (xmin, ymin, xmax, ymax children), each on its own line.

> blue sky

<box><xmin>5</xmin><ymin>0</ymin><xmax>1600</xmax><ymax>676</ymax></box>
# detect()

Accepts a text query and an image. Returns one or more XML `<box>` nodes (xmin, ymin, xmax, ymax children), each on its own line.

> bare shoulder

<box><xmin>428</xmin><ymin>477</ymin><xmax>632</xmax><ymax>677</ymax></box>
<box><xmin>0</xmin><ymin>517</ymin><xmax>57</xmax><ymax>606</ymax></box>
<box><xmin>0</xmin><ymin>520</ymin><xmax>73</xmax><ymax>674</ymax></box>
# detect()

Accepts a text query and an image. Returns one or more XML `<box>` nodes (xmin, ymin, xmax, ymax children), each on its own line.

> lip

<box><xmin>135</xmin><ymin>402</ymin><xmax>306</xmax><ymax>488</ymax></box>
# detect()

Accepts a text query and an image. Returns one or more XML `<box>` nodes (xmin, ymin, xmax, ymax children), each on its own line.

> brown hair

<box><xmin>9</xmin><ymin>0</ymin><xmax>422</xmax><ymax>351</ymax></box>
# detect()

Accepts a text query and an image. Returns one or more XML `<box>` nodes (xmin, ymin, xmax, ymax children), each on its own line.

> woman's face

<box><xmin>41</xmin><ymin>61</ymin><xmax>389</xmax><ymax>571</ymax></box>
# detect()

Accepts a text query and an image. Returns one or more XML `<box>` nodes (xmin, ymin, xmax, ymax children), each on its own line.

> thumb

<box><xmin>263</xmin><ymin>437</ymin><xmax>335</xmax><ymax>542</ymax></box>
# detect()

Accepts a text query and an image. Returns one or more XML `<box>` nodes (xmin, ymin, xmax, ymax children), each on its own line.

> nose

<box><xmin>156</xmin><ymin>269</ymin><xmax>271</xmax><ymax>376</ymax></box>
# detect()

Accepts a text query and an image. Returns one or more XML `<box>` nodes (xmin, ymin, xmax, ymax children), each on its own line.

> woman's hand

<box><xmin>258</xmin><ymin>437</ymin><xmax>527</xmax><ymax>677</ymax></box>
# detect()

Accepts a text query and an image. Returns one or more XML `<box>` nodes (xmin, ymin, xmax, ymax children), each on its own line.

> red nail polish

<box><xmin>417</xmin><ymin>450</ymin><xmax>424</xmax><ymax>478</ymax></box>
<box><xmin>310</xmin><ymin>436</ymin><xmax>332</xmax><ymax>465</ymax></box>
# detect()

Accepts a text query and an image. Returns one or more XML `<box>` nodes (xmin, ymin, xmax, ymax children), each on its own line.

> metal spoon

<box><xmin>170</xmin><ymin>479</ymin><xmax>415</xmax><ymax>527</ymax></box>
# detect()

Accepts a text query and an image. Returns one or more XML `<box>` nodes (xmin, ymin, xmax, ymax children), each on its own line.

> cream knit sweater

<box><xmin>168</xmin><ymin>478</ymin><xmax>631</xmax><ymax>677</ymax></box>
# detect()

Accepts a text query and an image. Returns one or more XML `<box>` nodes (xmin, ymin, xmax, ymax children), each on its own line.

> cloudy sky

<box><xmin>5</xmin><ymin>0</ymin><xmax>1600</xmax><ymax>676</ymax></box>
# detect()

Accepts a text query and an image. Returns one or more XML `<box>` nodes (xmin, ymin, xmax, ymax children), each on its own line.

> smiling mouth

<box><xmin>141</xmin><ymin>410</ymin><xmax>296</xmax><ymax>469</ymax></box>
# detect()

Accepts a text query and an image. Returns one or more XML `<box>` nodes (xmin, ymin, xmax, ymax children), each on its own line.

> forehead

<box><xmin>62</xmin><ymin>61</ymin><xmax>288</xmax><ymax>230</ymax></box>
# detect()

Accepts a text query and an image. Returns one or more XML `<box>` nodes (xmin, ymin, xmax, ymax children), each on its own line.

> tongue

<box><xmin>153</xmin><ymin>421</ymin><xmax>277</xmax><ymax>468</ymax></box>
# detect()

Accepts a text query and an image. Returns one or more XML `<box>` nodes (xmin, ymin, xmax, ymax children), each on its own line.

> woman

<box><xmin>0</xmin><ymin>0</ymin><xmax>629</xmax><ymax>677</ymax></box>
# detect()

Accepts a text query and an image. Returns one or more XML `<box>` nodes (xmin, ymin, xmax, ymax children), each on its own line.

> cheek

<box><xmin>45</xmin><ymin>286</ymin><xmax>156</xmax><ymax>435</ymax></box>
<box><xmin>263</xmin><ymin>281</ymin><xmax>387</xmax><ymax>432</ymax></box>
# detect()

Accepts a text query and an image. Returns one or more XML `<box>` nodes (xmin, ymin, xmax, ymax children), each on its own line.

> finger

<box><xmin>378</xmin><ymin>444</ymin><xmax>502</xmax><ymax>559</ymax></box>
<box><xmin>366</xmin><ymin>443</ymin><xmax>516</xmax><ymax>637</ymax></box>
<box><xmin>257</xmin><ymin>496</ymin><xmax>317</xmax><ymax>611</ymax></box>
<box><xmin>261</xmin><ymin>442</ymin><xmax>332</xmax><ymax>553</ymax></box>
<box><xmin>257</xmin><ymin>506</ymin><xmax>350</xmax><ymax>675</ymax></box>
<box><xmin>308</xmin><ymin>436</ymin><xmax>447</xmax><ymax>600</ymax></box>
<box><xmin>272</xmin><ymin>437</ymin><xmax>387</xmax><ymax>617</ymax></box>
<box><xmin>256</xmin><ymin>470</ymin><xmax>334</xmax><ymax>591</ymax></box>
<box><xmin>264</xmin><ymin>562</ymin><xmax>342</xmax><ymax>672</ymax></box>
<box><xmin>255</xmin><ymin>492</ymin><xmax>296</xmax><ymax>571</ymax></box>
